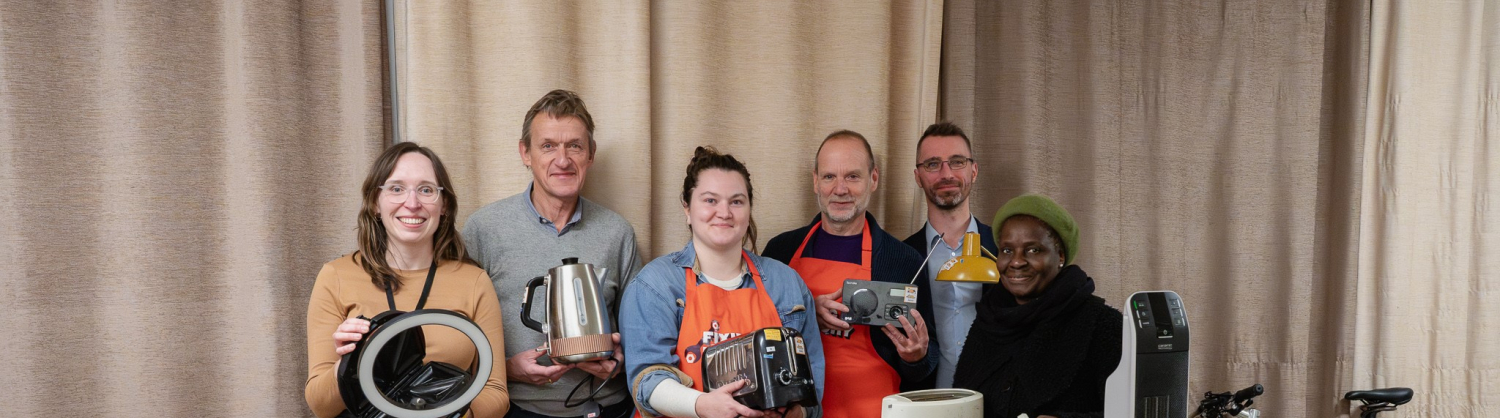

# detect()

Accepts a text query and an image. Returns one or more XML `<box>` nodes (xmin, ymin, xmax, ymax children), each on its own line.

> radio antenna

<box><xmin>910</xmin><ymin>233</ymin><xmax>945</xmax><ymax>285</ymax></box>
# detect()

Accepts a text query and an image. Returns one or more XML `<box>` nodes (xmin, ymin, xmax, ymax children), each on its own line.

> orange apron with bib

<box><xmin>637</xmin><ymin>251</ymin><xmax>784</xmax><ymax>417</ymax></box>
<box><xmin>787</xmin><ymin>221</ymin><xmax>900</xmax><ymax>418</ymax></box>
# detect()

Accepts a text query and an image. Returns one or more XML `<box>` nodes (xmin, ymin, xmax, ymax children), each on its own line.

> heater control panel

<box><xmin>1128</xmin><ymin>291</ymin><xmax>1189</xmax><ymax>354</ymax></box>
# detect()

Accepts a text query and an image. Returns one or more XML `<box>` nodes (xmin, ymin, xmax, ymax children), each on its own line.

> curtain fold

<box><xmin>941</xmin><ymin>1</ymin><xmax>1369</xmax><ymax>416</ymax></box>
<box><xmin>0</xmin><ymin>1</ymin><xmax>384</xmax><ymax>416</ymax></box>
<box><xmin>1356</xmin><ymin>1</ymin><xmax>1500</xmax><ymax>416</ymax></box>
<box><xmin>394</xmin><ymin>0</ymin><xmax>654</xmax><ymax>251</ymax></box>
<box><xmin>396</xmin><ymin>1</ymin><xmax>944</xmax><ymax>258</ymax></box>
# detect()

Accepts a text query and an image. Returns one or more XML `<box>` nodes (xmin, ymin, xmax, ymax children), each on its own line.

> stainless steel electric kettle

<box><xmin>521</xmin><ymin>258</ymin><xmax>615</xmax><ymax>364</ymax></box>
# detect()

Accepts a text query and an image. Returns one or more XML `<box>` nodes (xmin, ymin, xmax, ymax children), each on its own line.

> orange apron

<box><xmin>638</xmin><ymin>251</ymin><xmax>784</xmax><ymax>417</ymax></box>
<box><xmin>787</xmin><ymin>221</ymin><xmax>900</xmax><ymax>418</ymax></box>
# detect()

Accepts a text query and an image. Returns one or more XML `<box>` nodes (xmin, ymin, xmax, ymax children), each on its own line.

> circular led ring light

<box><xmin>357</xmin><ymin>309</ymin><xmax>493</xmax><ymax>418</ymax></box>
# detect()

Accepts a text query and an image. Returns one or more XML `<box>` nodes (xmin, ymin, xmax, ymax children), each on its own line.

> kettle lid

<box><xmin>562</xmin><ymin>257</ymin><xmax>579</xmax><ymax>265</ymax></box>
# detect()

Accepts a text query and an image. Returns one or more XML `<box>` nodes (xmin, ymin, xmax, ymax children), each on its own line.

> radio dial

<box><xmin>887</xmin><ymin>305</ymin><xmax>907</xmax><ymax>319</ymax></box>
<box><xmin>848</xmin><ymin>289</ymin><xmax>878</xmax><ymax>317</ymax></box>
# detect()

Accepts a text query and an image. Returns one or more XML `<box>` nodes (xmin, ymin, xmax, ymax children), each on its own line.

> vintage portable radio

<box><xmin>840</xmin><ymin>279</ymin><xmax>919</xmax><ymax>328</ymax></box>
<box><xmin>701</xmin><ymin>327</ymin><xmax>819</xmax><ymax>410</ymax></box>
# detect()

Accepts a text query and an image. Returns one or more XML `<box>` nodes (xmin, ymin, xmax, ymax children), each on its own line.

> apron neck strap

<box><xmin>685</xmin><ymin>251</ymin><xmax>766</xmax><ymax>290</ymax></box>
<box><xmin>792</xmin><ymin>219</ymin><xmax>874</xmax><ymax>270</ymax></box>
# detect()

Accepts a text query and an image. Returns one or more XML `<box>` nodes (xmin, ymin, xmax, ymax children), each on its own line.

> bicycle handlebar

<box><xmin>1197</xmin><ymin>383</ymin><xmax>1264</xmax><ymax>417</ymax></box>
<box><xmin>1232</xmin><ymin>384</ymin><xmax>1264</xmax><ymax>404</ymax></box>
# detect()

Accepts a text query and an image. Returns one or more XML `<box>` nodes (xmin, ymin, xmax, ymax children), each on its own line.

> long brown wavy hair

<box><xmin>681</xmin><ymin>146</ymin><xmax>758</xmax><ymax>252</ymax></box>
<box><xmin>355</xmin><ymin>142</ymin><xmax>472</xmax><ymax>292</ymax></box>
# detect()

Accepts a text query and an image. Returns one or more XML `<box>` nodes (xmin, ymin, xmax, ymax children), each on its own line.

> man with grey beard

<box><xmin>764</xmin><ymin>130</ymin><xmax>935</xmax><ymax>417</ymax></box>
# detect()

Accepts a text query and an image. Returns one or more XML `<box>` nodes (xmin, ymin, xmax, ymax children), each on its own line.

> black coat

<box><xmin>953</xmin><ymin>269</ymin><xmax>1123</xmax><ymax>418</ymax></box>
<box><xmin>764</xmin><ymin>212</ymin><xmax>938</xmax><ymax>391</ymax></box>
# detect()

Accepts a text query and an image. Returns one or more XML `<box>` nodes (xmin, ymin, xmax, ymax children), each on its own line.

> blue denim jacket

<box><xmin>619</xmin><ymin>241</ymin><xmax>826</xmax><ymax>417</ymax></box>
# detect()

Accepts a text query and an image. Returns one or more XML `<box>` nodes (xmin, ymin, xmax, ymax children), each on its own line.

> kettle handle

<box><xmin>521</xmin><ymin>276</ymin><xmax>546</xmax><ymax>333</ymax></box>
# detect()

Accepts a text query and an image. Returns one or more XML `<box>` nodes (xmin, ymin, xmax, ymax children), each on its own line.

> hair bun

<box><xmin>688</xmin><ymin>146</ymin><xmax>721</xmax><ymax>174</ymax></box>
<box><xmin>693</xmin><ymin>146</ymin><xmax>719</xmax><ymax>160</ymax></box>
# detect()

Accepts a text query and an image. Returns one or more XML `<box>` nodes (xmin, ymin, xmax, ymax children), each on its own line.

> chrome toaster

<box><xmin>701</xmin><ymin>327</ymin><xmax>819</xmax><ymax>410</ymax></box>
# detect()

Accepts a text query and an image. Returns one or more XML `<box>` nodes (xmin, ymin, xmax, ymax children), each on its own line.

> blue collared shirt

<box><xmin>522</xmin><ymin>182</ymin><xmax>584</xmax><ymax>236</ymax></box>
<box><xmin>619</xmin><ymin>241</ymin><xmax>826</xmax><ymax>417</ymax></box>
<box><xmin>924</xmin><ymin>218</ymin><xmax>985</xmax><ymax>388</ymax></box>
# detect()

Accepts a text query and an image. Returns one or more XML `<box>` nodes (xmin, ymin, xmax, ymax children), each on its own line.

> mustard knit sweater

<box><xmin>304</xmin><ymin>254</ymin><xmax>509</xmax><ymax>418</ymax></box>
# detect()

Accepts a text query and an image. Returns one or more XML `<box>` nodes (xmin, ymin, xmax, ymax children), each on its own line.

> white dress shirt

<box><xmin>923</xmin><ymin>218</ymin><xmax>985</xmax><ymax>388</ymax></box>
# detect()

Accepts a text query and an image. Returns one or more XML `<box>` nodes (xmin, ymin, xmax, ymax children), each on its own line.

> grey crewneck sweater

<box><xmin>463</xmin><ymin>191</ymin><xmax>642</xmax><ymax>416</ymax></box>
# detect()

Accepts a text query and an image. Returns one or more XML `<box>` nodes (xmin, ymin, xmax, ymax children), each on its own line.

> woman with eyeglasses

<box><xmin>305</xmin><ymin>142</ymin><xmax>509</xmax><ymax>417</ymax></box>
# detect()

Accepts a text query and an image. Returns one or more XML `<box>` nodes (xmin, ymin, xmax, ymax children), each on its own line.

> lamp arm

<box><xmin>979</xmin><ymin>246</ymin><xmax>999</xmax><ymax>261</ymax></box>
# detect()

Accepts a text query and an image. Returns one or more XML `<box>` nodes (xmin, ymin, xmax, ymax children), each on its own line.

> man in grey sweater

<box><xmin>464</xmin><ymin>89</ymin><xmax>642</xmax><ymax>418</ymax></box>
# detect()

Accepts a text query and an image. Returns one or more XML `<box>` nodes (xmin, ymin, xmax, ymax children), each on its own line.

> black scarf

<box><xmin>954</xmin><ymin>265</ymin><xmax>1096</xmax><ymax>396</ymax></box>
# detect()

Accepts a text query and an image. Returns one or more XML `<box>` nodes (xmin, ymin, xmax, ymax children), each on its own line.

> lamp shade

<box><xmin>936</xmin><ymin>232</ymin><xmax>999</xmax><ymax>284</ymax></box>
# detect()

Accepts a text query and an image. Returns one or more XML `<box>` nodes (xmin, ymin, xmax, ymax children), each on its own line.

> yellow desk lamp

<box><xmin>935</xmin><ymin>232</ymin><xmax>1000</xmax><ymax>284</ymax></box>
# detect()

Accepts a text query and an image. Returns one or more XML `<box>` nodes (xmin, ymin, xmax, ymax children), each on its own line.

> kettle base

<box><xmin>552</xmin><ymin>350</ymin><xmax>614</xmax><ymax>364</ymax></box>
<box><xmin>551</xmin><ymin>333</ymin><xmax>615</xmax><ymax>364</ymax></box>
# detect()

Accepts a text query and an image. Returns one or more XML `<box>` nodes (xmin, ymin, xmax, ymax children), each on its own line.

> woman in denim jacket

<box><xmin>619</xmin><ymin>147</ymin><xmax>824</xmax><ymax>418</ymax></box>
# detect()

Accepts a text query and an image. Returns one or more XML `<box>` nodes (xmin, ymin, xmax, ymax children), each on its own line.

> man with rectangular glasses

<box><xmin>902</xmin><ymin>122</ymin><xmax>999</xmax><ymax>389</ymax></box>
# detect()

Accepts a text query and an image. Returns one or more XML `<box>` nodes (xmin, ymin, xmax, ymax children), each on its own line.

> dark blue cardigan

<box><xmin>763</xmin><ymin>212</ymin><xmax>937</xmax><ymax>392</ymax></box>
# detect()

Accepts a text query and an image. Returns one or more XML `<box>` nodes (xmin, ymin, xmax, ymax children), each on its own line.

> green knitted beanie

<box><xmin>992</xmin><ymin>193</ymin><xmax>1079</xmax><ymax>265</ymax></box>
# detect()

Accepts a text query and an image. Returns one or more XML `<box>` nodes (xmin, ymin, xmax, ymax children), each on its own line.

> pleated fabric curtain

<box><xmin>941</xmin><ymin>1</ymin><xmax>1371</xmax><ymax>416</ymax></box>
<box><xmin>1354</xmin><ymin>1</ymin><xmax>1500</xmax><ymax>416</ymax></box>
<box><xmin>392</xmin><ymin>0</ymin><xmax>944</xmax><ymax>257</ymax></box>
<box><xmin>3</xmin><ymin>0</ymin><xmax>1495</xmax><ymax>417</ymax></box>
<box><xmin>0</xmin><ymin>1</ymin><xmax>385</xmax><ymax>416</ymax></box>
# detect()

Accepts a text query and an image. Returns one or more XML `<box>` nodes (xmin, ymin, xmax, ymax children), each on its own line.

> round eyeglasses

<box><xmin>377</xmin><ymin>184</ymin><xmax>444</xmax><ymax>204</ymax></box>
<box><xmin>916</xmin><ymin>157</ymin><xmax>974</xmax><ymax>172</ymax></box>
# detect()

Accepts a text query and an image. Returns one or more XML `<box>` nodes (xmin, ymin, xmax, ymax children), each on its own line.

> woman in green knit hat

<box><xmin>953</xmin><ymin>193</ymin><xmax>1123</xmax><ymax>418</ymax></box>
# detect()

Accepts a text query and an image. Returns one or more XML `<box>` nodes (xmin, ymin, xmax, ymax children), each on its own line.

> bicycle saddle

<box><xmin>1344</xmin><ymin>387</ymin><xmax>1413</xmax><ymax>405</ymax></box>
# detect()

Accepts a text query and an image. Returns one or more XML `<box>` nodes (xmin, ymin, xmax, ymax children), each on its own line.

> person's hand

<box><xmin>695</xmin><ymin>379</ymin><xmax>763</xmax><ymax>418</ymax></box>
<box><xmin>814</xmin><ymin>288</ymin><xmax>850</xmax><ymax>332</ymax></box>
<box><xmin>507</xmin><ymin>344</ymin><xmax>575</xmax><ymax>386</ymax></box>
<box><xmin>880</xmin><ymin>309</ymin><xmax>929</xmax><ymax>363</ymax></box>
<box><xmin>575</xmin><ymin>333</ymin><xmax>623</xmax><ymax>380</ymax></box>
<box><xmin>333</xmin><ymin>317</ymin><xmax>371</xmax><ymax>356</ymax></box>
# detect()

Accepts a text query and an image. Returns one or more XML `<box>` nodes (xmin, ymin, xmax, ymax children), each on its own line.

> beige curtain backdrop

<box><xmin>942</xmin><ymin>1</ymin><xmax>1372</xmax><ymax>416</ymax></box>
<box><xmin>394</xmin><ymin>0</ymin><xmax>944</xmax><ymax>257</ymax></box>
<box><xmin>0</xmin><ymin>1</ymin><xmax>384</xmax><ymax>416</ymax></box>
<box><xmin>1355</xmin><ymin>1</ymin><xmax>1500</xmax><ymax>416</ymax></box>
<box><xmin>2</xmin><ymin>0</ymin><xmax>1493</xmax><ymax>417</ymax></box>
